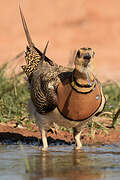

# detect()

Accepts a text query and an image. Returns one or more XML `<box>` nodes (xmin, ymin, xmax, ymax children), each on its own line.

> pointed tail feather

<box><xmin>20</xmin><ymin>5</ymin><xmax>54</xmax><ymax>76</ymax></box>
<box><xmin>41</xmin><ymin>41</ymin><xmax>49</xmax><ymax>59</ymax></box>
<box><xmin>19</xmin><ymin>6</ymin><xmax>34</xmax><ymax>47</ymax></box>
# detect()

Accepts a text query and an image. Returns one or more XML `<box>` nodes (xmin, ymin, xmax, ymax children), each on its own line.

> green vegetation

<box><xmin>0</xmin><ymin>64</ymin><xmax>29</xmax><ymax>123</ymax></box>
<box><xmin>20</xmin><ymin>142</ymin><xmax>30</xmax><ymax>173</ymax></box>
<box><xmin>103</xmin><ymin>81</ymin><xmax>120</xmax><ymax>113</ymax></box>
<box><xmin>0</xmin><ymin>64</ymin><xmax>120</xmax><ymax>128</ymax></box>
<box><xmin>102</xmin><ymin>81</ymin><xmax>120</xmax><ymax>127</ymax></box>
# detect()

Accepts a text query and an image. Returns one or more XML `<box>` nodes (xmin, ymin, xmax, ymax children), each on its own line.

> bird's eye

<box><xmin>77</xmin><ymin>50</ymin><xmax>81</xmax><ymax>58</ymax></box>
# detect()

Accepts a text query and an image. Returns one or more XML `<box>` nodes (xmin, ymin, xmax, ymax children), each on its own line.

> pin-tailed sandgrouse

<box><xmin>20</xmin><ymin>8</ymin><xmax>106</xmax><ymax>150</ymax></box>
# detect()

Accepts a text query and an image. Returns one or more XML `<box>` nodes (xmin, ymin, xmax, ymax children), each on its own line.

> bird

<box><xmin>20</xmin><ymin>7</ymin><xmax>106</xmax><ymax>151</ymax></box>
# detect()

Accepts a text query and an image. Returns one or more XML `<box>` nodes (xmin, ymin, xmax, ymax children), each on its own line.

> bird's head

<box><xmin>74</xmin><ymin>48</ymin><xmax>95</xmax><ymax>74</ymax></box>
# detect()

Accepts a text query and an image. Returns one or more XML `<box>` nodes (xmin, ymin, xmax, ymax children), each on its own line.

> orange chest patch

<box><xmin>57</xmin><ymin>82</ymin><xmax>102</xmax><ymax>121</ymax></box>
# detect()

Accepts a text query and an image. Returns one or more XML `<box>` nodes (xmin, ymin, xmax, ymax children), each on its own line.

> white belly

<box><xmin>27</xmin><ymin>99</ymin><xmax>83</xmax><ymax>131</ymax></box>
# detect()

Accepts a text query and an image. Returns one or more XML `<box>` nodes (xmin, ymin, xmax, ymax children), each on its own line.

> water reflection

<box><xmin>28</xmin><ymin>146</ymin><xmax>104</xmax><ymax>180</ymax></box>
<box><xmin>0</xmin><ymin>145</ymin><xmax>120</xmax><ymax>180</ymax></box>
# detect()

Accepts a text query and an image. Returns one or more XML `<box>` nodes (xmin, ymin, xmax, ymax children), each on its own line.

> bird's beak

<box><xmin>83</xmin><ymin>53</ymin><xmax>91</xmax><ymax>67</ymax></box>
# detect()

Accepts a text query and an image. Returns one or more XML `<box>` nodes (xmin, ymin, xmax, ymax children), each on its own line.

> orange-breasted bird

<box><xmin>20</xmin><ymin>8</ymin><xmax>106</xmax><ymax>150</ymax></box>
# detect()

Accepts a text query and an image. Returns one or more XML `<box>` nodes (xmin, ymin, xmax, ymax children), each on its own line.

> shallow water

<box><xmin>0</xmin><ymin>144</ymin><xmax>120</xmax><ymax>180</ymax></box>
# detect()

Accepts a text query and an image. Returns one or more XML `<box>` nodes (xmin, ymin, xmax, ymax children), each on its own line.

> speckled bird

<box><xmin>20</xmin><ymin>8</ymin><xmax>106</xmax><ymax>150</ymax></box>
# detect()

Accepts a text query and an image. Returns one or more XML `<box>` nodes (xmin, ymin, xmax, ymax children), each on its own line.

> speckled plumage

<box><xmin>30</xmin><ymin>61</ymin><xmax>73</xmax><ymax>114</ymax></box>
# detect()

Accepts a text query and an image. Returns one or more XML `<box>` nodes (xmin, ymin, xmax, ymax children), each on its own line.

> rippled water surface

<box><xmin>0</xmin><ymin>144</ymin><xmax>120</xmax><ymax>180</ymax></box>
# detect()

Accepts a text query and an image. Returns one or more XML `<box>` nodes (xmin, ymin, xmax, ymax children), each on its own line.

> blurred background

<box><xmin>0</xmin><ymin>0</ymin><xmax>120</xmax><ymax>81</ymax></box>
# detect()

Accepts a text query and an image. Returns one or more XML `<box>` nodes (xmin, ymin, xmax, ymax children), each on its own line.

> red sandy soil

<box><xmin>0</xmin><ymin>118</ymin><xmax>120</xmax><ymax>146</ymax></box>
<box><xmin>0</xmin><ymin>0</ymin><xmax>120</xmax><ymax>145</ymax></box>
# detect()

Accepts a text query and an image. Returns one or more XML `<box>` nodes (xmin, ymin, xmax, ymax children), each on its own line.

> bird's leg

<box><xmin>73</xmin><ymin>127</ymin><xmax>82</xmax><ymax>150</ymax></box>
<box><xmin>41</xmin><ymin>129</ymin><xmax>48</xmax><ymax>151</ymax></box>
<box><xmin>74</xmin><ymin>132</ymin><xmax>82</xmax><ymax>150</ymax></box>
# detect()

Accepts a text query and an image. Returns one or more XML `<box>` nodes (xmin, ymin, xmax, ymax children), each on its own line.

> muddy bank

<box><xmin>0</xmin><ymin>118</ymin><xmax>120</xmax><ymax>146</ymax></box>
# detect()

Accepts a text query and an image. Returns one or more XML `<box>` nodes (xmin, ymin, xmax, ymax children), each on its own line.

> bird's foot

<box><xmin>74</xmin><ymin>144</ymin><xmax>82</xmax><ymax>150</ymax></box>
<box><xmin>41</xmin><ymin>146</ymin><xmax>48</xmax><ymax>151</ymax></box>
<box><xmin>48</xmin><ymin>127</ymin><xmax>58</xmax><ymax>134</ymax></box>
<box><xmin>48</xmin><ymin>123</ymin><xmax>59</xmax><ymax>135</ymax></box>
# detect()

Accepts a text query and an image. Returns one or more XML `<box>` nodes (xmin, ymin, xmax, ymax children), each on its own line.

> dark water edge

<box><xmin>0</xmin><ymin>144</ymin><xmax>120</xmax><ymax>180</ymax></box>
